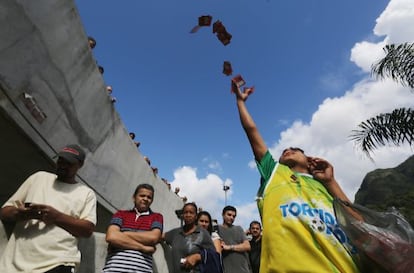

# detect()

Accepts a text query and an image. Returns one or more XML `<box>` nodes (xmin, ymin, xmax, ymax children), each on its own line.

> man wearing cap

<box><xmin>0</xmin><ymin>144</ymin><xmax>97</xmax><ymax>273</ymax></box>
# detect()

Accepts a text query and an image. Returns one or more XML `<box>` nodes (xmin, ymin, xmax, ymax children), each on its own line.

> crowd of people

<box><xmin>0</xmin><ymin>59</ymin><xmax>364</xmax><ymax>273</ymax></box>
<box><xmin>0</xmin><ymin>143</ymin><xmax>261</xmax><ymax>273</ymax></box>
<box><xmin>88</xmin><ymin>36</ymin><xmax>117</xmax><ymax>105</ymax></box>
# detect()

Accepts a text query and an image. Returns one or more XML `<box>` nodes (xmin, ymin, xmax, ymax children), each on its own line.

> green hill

<box><xmin>354</xmin><ymin>155</ymin><xmax>414</xmax><ymax>227</ymax></box>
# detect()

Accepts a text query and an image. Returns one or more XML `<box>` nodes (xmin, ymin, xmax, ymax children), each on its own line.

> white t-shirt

<box><xmin>0</xmin><ymin>171</ymin><xmax>97</xmax><ymax>273</ymax></box>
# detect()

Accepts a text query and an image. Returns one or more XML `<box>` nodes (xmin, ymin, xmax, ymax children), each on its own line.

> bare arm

<box><xmin>29</xmin><ymin>204</ymin><xmax>95</xmax><ymax>237</ymax></box>
<box><xmin>213</xmin><ymin>238</ymin><xmax>222</xmax><ymax>254</ymax></box>
<box><xmin>310</xmin><ymin>158</ymin><xmax>363</xmax><ymax>221</ymax></box>
<box><xmin>221</xmin><ymin>239</ymin><xmax>251</xmax><ymax>252</ymax></box>
<box><xmin>123</xmin><ymin>228</ymin><xmax>162</xmax><ymax>246</ymax></box>
<box><xmin>105</xmin><ymin>225</ymin><xmax>156</xmax><ymax>253</ymax></box>
<box><xmin>183</xmin><ymin>253</ymin><xmax>202</xmax><ymax>268</ymax></box>
<box><xmin>0</xmin><ymin>205</ymin><xmax>38</xmax><ymax>222</ymax></box>
<box><xmin>233</xmin><ymin>81</ymin><xmax>267</xmax><ymax>162</ymax></box>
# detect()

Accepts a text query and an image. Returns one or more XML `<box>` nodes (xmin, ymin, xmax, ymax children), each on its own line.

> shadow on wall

<box><xmin>160</xmin><ymin>241</ymin><xmax>174</xmax><ymax>273</ymax></box>
<box><xmin>78</xmin><ymin>236</ymin><xmax>98</xmax><ymax>273</ymax></box>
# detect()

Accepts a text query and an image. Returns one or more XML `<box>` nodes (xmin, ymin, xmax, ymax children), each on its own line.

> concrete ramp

<box><xmin>0</xmin><ymin>0</ymin><xmax>182</xmax><ymax>272</ymax></box>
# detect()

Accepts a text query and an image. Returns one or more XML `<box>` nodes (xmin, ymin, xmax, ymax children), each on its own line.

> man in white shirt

<box><xmin>0</xmin><ymin>144</ymin><xmax>97</xmax><ymax>273</ymax></box>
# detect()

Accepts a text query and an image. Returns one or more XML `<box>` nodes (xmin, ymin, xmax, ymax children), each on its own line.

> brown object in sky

<box><xmin>232</xmin><ymin>74</ymin><xmax>246</xmax><ymax>88</ymax></box>
<box><xmin>190</xmin><ymin>15</ymin><xmax>213</xmax><ymax>33</ymax></box>
<box><xmin>212</xmin><ymin>20</ymin><xmax>226</xmax><ymax>33</ymax></box>
<box><xmin>217</xmin><ymin>31</ymin><xmax>232</xmax><ymax>46</ymax></box>
<box><xmin>199</xmin><ymin>15</ymin><xmax>212</xmax><ymax>26</ymax></box>
<box><xmin>223</xmin><ymin>61</ymin><xmax>233</xmax><ymax>76</ymax></box>
<box><xmin>212</xmin><ymin>20</ymin><xmax>232</xmax><ymax>45</ymax></box>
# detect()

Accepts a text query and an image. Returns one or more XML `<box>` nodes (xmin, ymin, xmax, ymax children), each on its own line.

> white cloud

<box><xmin>374</xmin><ymin>0</ymin><xmax>414</xmax><ymax>43</ymax></box>
<box><xmin>235</xmin><ymin>202</ymin><xmax>261</xmax><ymax>229</ymax></box>
<box><xmin>350</xmin><ymin>40</ymin><xmax>386</xmax><ymax>72</ymax></box>
<box><xmin>202</xmin><ymin>156</ymin><xmax>223</xmax><ymax>171</ymax></box>
<box><xmin>351</xmin><ymin>0</ymin><xmax>414</xmax><ymax>73</ymax></box>
<box><xmin>170</xmin><ymin>166</ymin><xmax>260</xmax><ymax>228</ymax></box>
<box><xmin>170</xmin><ymin>166</ymin><xmax>233</xmax><ymax>222</ymax></box>
<box><xmin>319</xmin><ymin>72</ymin><xmax>347</xmax><ymax>92</ymax></box>
<box><xmin>269</xmin><ymin>82</ymin><xmax>413</xmax><ymax>201</ymax></box>
<box><xmin>269</xmin><ymin>0</ymin><xmax>414</xmax><ymax>201</ymax></box>
<box><xmin>207</xmin><ymin>160</ymin><xmax>222</xmax><ymax>171</ymax></box>
<box><xmin>169</xmin><ymin>0</ymin><xmax>414</xmax><ymax>229</ymax></box>
<box><xmin>248</xmin><ymin>160</ymin><xmax>256</xmax><ymax>169</ymax></box>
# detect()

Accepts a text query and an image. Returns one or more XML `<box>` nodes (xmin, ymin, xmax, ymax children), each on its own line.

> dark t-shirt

<box><xmin>165</xmin><ymin>226</ymin><xmax>215</xmax><ymax>273</ymax></box>
<box><xmin>249</xmin><ymin>237</ymin><xmax>261</xmax><ymax>273</ymax></box>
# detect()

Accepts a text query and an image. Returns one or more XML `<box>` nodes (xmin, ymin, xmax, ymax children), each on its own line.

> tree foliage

<box><xmin>351</xmin><ymin>43</ymin><xmax>414</xmax><ymax>156</ymax></box>
<box><xmin>350</xmin><ymin>108</ymin><xmax>414</xmax><ymax>157</ymax></box>
<box><xmin>372</xmin><ymin>42</ymin><xmax>414</xmax><ymax>89</ymax></box>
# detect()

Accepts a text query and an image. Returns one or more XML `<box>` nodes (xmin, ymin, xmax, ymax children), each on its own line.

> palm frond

<box><xmin>350</xmin><ymin>107</ymin><xmax>414</xmax><ymax>157</ymax></box>
<box><xmin>371</xmin><ymin>43</ymin><xmax>414</xmax><ymax>89</ymax></box>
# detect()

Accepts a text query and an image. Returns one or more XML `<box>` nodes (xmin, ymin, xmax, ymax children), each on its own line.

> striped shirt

<box><xmin>102</xmin><ymin>209</ymin><xmax>163</xmax><ymax>273</ymax></box>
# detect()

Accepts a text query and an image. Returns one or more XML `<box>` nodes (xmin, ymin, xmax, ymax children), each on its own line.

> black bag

<box><xmin>199</xmin><ymin>248</ymin><xmax>224</xmax><ymax>273</ymax></box>
<box><xmin>333</xmin><ymin>198</ymin><xmax>414</xmax><ymax>273</ymax></box>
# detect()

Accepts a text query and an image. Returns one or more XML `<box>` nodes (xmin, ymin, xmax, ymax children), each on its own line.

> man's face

<box><xmin>55</xmin><ymin>157</ymin><xmax>81</xmax><ymax>182</ymax></box>
<box><xmin>249</xmin><ymin>223</ymin><xmax>261</xmax><ymax>238</ymax></box>
<box><xmin>222</xmin><ymin>210</ymin><xmax>236</xmax><ymax>226</ymax></box>
<box><xmin>133</xmin><ymin>188</ymin><xmax>153</xmax><ymax>213</ymax></box>
<box><xmin>279</xmin><ymin>147</ymin><xmax>308</xmax><ymax>168</ymax></box>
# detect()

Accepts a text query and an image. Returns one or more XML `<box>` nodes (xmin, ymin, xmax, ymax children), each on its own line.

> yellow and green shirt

<box><xmin>256</xmin><ymin>151</ymin><xmax>359</xmax><ymax>273</ymax></box>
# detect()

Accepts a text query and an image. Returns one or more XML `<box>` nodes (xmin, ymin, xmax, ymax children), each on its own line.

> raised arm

<box><xmin>232</xmin><ymin>81</ymin><xmax>268</xmax><ymax>162</ymax></box>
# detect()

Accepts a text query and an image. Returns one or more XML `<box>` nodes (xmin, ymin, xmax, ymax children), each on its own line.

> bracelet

<box><xmin>230</xmin><ymin>245</ymin><xmax>235</xmax><ymax>251</ymax></box>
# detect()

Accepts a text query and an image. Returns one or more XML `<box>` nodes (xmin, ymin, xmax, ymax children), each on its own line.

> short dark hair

<box><xmin>183</xmin><ymin>202</ymin><xmax>198</xmax><ymax>213</ymax></box>
<box><xmin>222</xmin><ymin>205</ymin><xmax>237</xmax><ymax>215</ymax></box>
<box><xmin>98</xmin><ymin>65</ymin><xmax>104</xmax><ymax>74</ymax></box>
<box><xmin>282</xmin><ymin>147</ymin><xmax>305</xmax><ymax>155</ymax></box>
<box><xmin>133</xmin><ymin>183</ymin><xmax>154</xmax><ymax>197</ymax></box>
<box><xmin>249</xmin><ymin>220</ymin><xmax>261</xmax><ymax>229</ymax></box>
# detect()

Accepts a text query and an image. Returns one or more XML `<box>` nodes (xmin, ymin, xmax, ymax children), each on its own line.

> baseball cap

<box><xmin>57</xmin><ymin>144</ymin><xmax>86</xmax><ymax>164</ymax></box>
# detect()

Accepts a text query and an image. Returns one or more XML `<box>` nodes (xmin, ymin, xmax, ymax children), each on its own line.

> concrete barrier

<box><xmin>0</xmin><ymin>0</ymin><xmax>183</xmax><ymax>272</ymax></box>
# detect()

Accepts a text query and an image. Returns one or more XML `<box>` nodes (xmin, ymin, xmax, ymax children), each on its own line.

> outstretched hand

<box><xmin>232</xmin><ymin>81</ymin><xmax>253</xmax><ymax>101</ymax></box>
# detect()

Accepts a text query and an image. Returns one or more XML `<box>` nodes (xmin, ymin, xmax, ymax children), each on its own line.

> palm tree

<box><xmin>350</xmin><ymin>108</ymin><xmax>414</xmax><ymax>157</ymax></box>
<box><xmin>350</xmin><ymin>43</ymin><xmax>414</xmax><ymax>157</ymax></box>
<box><xmin>372</xmin><ymin>43</ymin><xmax>414</xmax><ymax>88</ymax></box>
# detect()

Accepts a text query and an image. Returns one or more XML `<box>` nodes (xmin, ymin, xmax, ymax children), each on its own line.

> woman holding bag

<box><xmin>164</xmin><ymin>203</ymin><xmax>216</xmax><ymax>273</ymax></box>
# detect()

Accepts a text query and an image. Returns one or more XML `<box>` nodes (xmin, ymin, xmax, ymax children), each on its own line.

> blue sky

<box><xmin>75</xmin><ymin>0</ymin><xmax>414</xmax><ymax>229</ymax></box>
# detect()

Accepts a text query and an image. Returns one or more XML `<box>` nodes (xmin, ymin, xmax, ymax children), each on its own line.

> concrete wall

<box><xmin>0</xmin><ymin>0</ymin><xmax>183</xmax><ymax>272</ymax></box>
